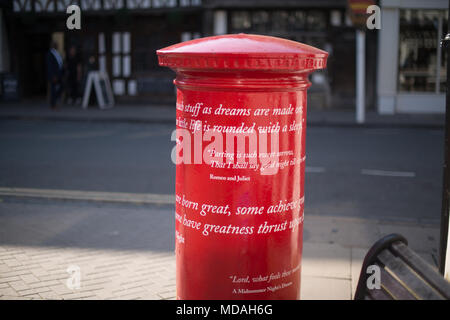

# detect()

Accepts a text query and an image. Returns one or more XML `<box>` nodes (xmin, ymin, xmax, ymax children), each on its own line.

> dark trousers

<box><xmin>50</xmin><ymin>80</ymin><xmax>62</xmax><ymax>108</ymax></box>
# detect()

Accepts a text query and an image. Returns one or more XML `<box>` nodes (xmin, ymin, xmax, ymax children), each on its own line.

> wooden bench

<box><xmin>354</xmin><ymin>234</ymin><xmax>450</xmax><ymax>300</ymax></box>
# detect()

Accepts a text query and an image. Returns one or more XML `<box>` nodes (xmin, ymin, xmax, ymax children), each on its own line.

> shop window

<box><xmin>288</xmin><ymin>11</ymin><xmax>306</xmax><ymax>30</ymax></box>
<box><xmin>330</xmin><ymin>10</ymin><xmax>342</xmax><ymax>27</ymax></box>
<box><xmin>398</xmin><ymin>9</ymin><xmax>448</xmax><ymax>93</ymax></box>
<box><xmin>273</xmin><ymin>11</ymin><xmax>289</xmax><ymax>33</ymax></box>
<box><xmin>111</xmin><ymin>31</ymin><xmax>131</xmax><ymax>95</ymax></box>
<box><xmin>98</xmin><ymin>33</ymin><xmax>106</xmax><ymax>73</ymax></box>
<box><xmin>231</xmin><ymin>10</ymin><xmax>325</xmax><ymax>34</ymax></box>
<box><xmin>306</xmin><ymin>11</ymin><xmax>326</xmax><ymax>31</ymax></box>
<box><xmin>112</xmin><ymin>32</ymin><xmax>131</xmax><ymax>78</ymax></box>
<box><xmin>252</xmin><ymin>11</ymin><xmax>270</xmax><ymax>33</ymax></box>
<box><xmin>133</xmin><ymin>33</ymin><xmax>179</xmax><ymax>72</ymax></box>
<box><xmin>232</xmin><ymin>11</ymin><xmax>251</xmax><ymax>31</ymax></box>
<box><xmin>81</xmin><ymin>34</ymin><xmax>97</xmax><ymax>71</ymax></box>
<box><xmin>133</xmin><ymin>35</ymin><xmax>156</xmax><ymax>72</ymax></box>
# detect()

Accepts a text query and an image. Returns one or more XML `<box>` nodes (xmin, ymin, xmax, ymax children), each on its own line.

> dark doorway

<box><xmin>20</xmin><ymin>32</ymin><xmax>51</xmax><ymax>98</ymax></box>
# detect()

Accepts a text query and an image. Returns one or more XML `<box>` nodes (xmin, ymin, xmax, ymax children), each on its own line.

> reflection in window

<box><xmin>81</xmin><ymin>35</ymin><xmax>96</xmax><ymax>69</ymax></box>
<box><xmin>398</xmin><ymin>9</ymin><xmax>447</xmax><ymax>93</ymax></box>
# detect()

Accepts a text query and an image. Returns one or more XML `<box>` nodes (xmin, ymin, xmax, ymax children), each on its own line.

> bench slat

<box><xmin>391</xmin><ymin>242</ymin><xmax>450</xmax><ymax>299</ymax></box>
<box><xmin>378</xmin><ymin>249</ymin><xmax>444</xmax><ymax>300</ymax></box>
<box><xmin>367</xmin><ymin>287</ymin><xmax>393</xmax><ymax>300</ymax></box>
<box><xmin>378</xmin><ymin>265</ymin><xmax>416</xmax><ymax>300</ymax></box>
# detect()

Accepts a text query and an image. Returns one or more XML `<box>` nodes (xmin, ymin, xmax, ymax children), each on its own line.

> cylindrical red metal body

<box><xmin>157</xmin><ymin>34</ymin><xmax>327</xmax><ymax>300</ymax></box>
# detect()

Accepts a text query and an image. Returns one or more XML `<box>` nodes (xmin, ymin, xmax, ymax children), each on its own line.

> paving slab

<box><xmin>302</xmin><ymin>242</ymin><xmax>351</xmax><ymax>280</ymax></box>
<box><xmin>0</xmin><ymin>200</ymin><xmax>441</xmax><ymax>300</ymax></box>
<box><xmin>377</xmin><ymin>223</ymin><xmax>439</xmax><ymax>254</ymax></box>
<box><xmin>301</xmin><ymin>276</ymin><xmax>351</xmax><ymax>300</ymax></box>
<box><xmin>303</xmin><ymin>215</ymin><xmax>382</xmax><ymax>248</ymax></box>
<box><xmin>350</xmin><ymin>248</ymin><xmax>368</xmax><ymax>298</ymax></box>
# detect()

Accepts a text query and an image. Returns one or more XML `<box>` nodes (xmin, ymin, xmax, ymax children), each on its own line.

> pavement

<box><xmin>0</xmin><ymin>100</ymin><xmax>445</xmax><ymax>128</ymax></box>
<box><xmin>0</xmin><ymin>196</ymin><xmax>439</xmax><ymax>300</ymax></box>
<box><xmin>0</xmin><ymin>100</ymin><xmax>445</xmax><ymax>300</ymax></box>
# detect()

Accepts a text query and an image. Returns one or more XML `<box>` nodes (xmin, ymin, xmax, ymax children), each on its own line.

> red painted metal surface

<box><xmin>157</xmin><ymin>34</ymin><xmax>328</xmax><ymax>300</ymax></box>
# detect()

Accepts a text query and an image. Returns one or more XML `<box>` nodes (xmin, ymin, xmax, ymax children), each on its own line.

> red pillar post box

<box><xmin>157</xmin><ymin>34</ymin><xmax>328</xmax><ymax>300</ymax></box>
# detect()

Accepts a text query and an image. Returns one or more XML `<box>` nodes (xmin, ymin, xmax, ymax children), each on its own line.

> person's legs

<box><xmin>50</xmin><ymin>82</ymin><xmax>57</xmax><ymax>109</ymax></box>
<box><xmin>57</xmin><ymin>78</ymin><xmax>63</xmax><ymax>104</ymax></box>
<box><xmin>50</xmin><ymin>80</ymin><xmax>62</xmax><ymax>109</ymax></box>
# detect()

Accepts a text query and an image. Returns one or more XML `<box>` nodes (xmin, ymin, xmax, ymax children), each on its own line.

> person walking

<box><xmin>46</xmin><ymin>41</ymin><xmax>64</xmax><ymax>110</ymax></box>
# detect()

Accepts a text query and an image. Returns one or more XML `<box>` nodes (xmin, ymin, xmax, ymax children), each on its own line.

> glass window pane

<box><xmin>232</xmin><ymin>11</ymin><xmax>251</xmax><ymax>31</ymax></box>
<box><xmin>306</xmin><ymin>11</ymin><xmax>326</xmax><ymax>31</ymax></box>
<box><xmin>252</xmin><ymin>11</ymin><xmax>270</xmax><ymax>33</ymax></box>
<box><xmin>289</xmin><ymin>11</ymin><xmax>306</xmax><ymax>30</ymax></box>
<box><xmin>398</xmin><ymin>9</ymin><xmax>441</xmax><ymax>92</ymax></box>
<box><xmin>440</xmin><ymin>10</ymin><xmax>448</xmax><ymax>93</ymax></box>
<box><xmin>273</xmin><ymin>10</ymin><xmax>289</xmax><ymax>33</ymax></box>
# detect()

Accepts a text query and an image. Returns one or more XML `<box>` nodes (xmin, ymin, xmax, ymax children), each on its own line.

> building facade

<box><xmin>203</xmin><ymin>0</ymin><xmax>378</xmax><ymax>111</ymax></box>
<box><xmin>2</xmin><ymin>0</ymin><xmax>203</xmax><ymax>104</ymax></box>
<box><xmin>1</xmin><ymin>0</ymin><xmax>380</xmax><ymax>111</ymax></box>
<box><xmin>377</xmin><ymin>0</ymin><xmax>448</xmax><ymax>114</ymax></box>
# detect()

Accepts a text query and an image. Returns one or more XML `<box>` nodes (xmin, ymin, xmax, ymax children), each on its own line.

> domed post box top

<box><xmin>157</xmin><ymin>34</ymin><xmax>328</xmax><ymax>73</ymax></box>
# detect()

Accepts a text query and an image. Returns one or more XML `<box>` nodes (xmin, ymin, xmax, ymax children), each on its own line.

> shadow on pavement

<box><xmin>0</xmin><ymin>198</ymin><xmax>175</xmax><ymax>253</ymax></box>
